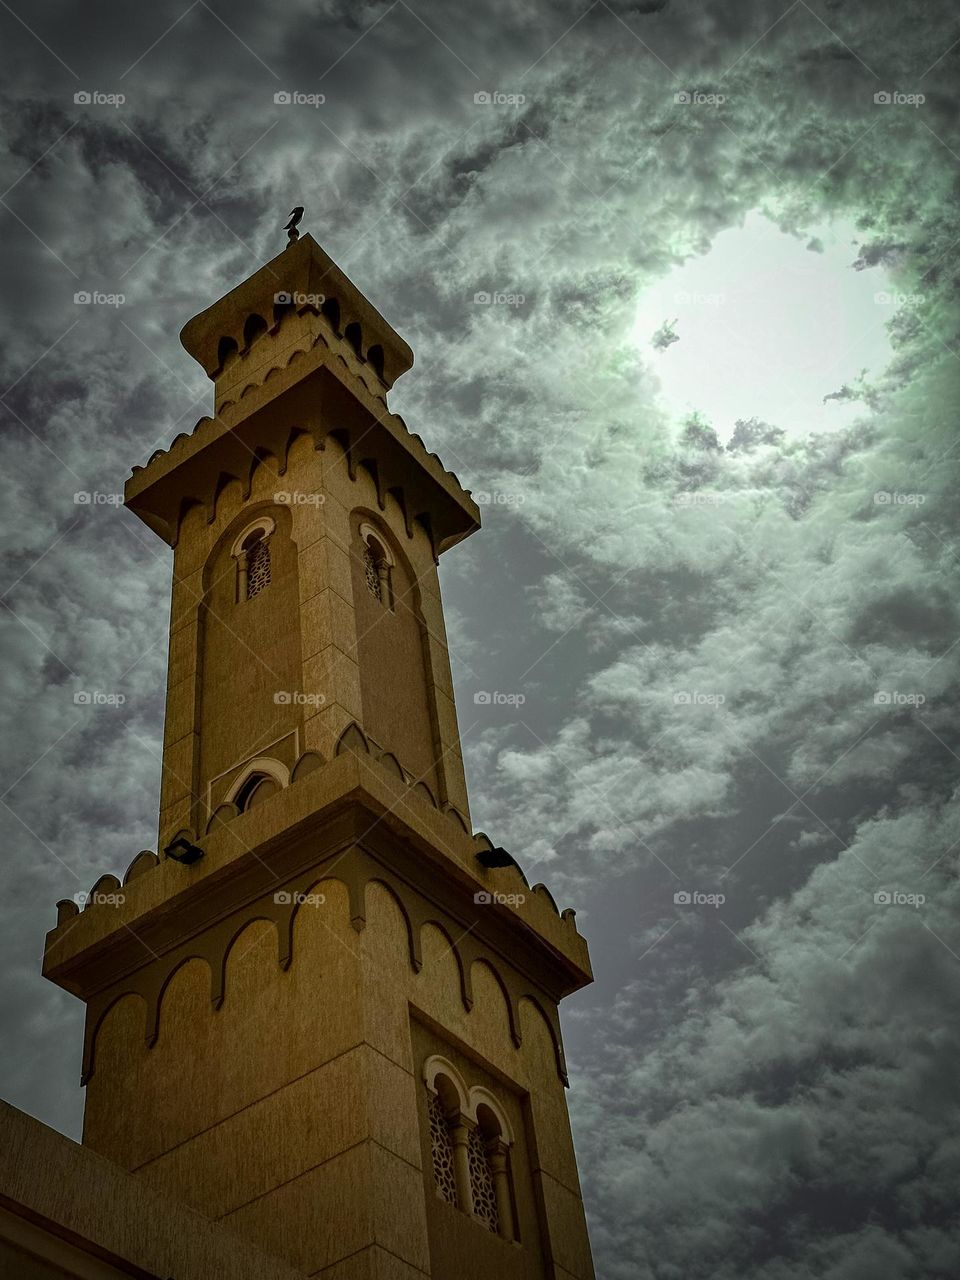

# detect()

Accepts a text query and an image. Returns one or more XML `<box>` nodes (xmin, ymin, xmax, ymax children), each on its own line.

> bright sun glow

<box><xmin>633</xmin><ymin>211</ymin><xmax>895</xmax><ymax>441</ymax></box>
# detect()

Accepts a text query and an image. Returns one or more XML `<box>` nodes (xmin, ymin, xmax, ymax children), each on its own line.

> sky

<box><xmin>1</xmin><ymin>2</ymin><xmax>959</xmax><ymax>1277</ymax></box>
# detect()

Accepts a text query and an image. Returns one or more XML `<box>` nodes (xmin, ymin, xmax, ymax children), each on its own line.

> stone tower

<box><xmin>43</xmin><ymin>234</ymin><xmax>595</xmax><ymax>1280</ymax></box>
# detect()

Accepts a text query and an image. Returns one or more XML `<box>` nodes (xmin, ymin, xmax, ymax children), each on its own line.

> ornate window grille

<box><xmin>427</xmin><ymin>1091</ymin><xmax>458</xmax><ymax>1206</ymax></box>
<box><xmin>363</xmin><ymin>544</ymin><xmax>382</xmax><ymax>601</ymax></box>
<box><xmin>467</xmin><ymin>1126</ymin><xmax>500</xmax><ymax>1233</ymax></box>
<box><xmin>246</xmin><ymin>537</ymin><xmax>271</xmax><ymax>598</ymax></box>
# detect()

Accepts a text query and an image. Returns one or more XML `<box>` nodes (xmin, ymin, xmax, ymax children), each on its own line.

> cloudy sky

<box><xmin>1</xmin><ymin>1</ymin><xmax>959</xmax><ymax>1275</ymax></box>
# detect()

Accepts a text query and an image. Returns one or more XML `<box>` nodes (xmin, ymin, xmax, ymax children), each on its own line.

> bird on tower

<box><xmin>285</xmin><ymin>206</ymin><xmax>304</xmax><ymax>244</ymax></box>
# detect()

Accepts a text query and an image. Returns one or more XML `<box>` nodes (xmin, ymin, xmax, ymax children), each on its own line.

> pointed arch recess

<box><xmin>79</xmin><ymin>859</ymin><xmax>569</xmax><ymax>1089</ymax></box>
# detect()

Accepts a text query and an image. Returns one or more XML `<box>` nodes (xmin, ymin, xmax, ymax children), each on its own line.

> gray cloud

<box><xmin>1</xmin><ymin>0</ymin><xmax>959</xmax><ymax>1275</ymax></box>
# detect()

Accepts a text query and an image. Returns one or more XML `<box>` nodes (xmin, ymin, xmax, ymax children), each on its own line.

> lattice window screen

<box><xmin>363</xmin><ymin>545</ymin><xmax>382</xmax><ymax>600</ymax></box>
<box><xmin>467</xmin><ymin>1127</ymin><xmax>499</xmax><ymax>1233</ymax></box>
<box><xmin>427</xmin><ymin>1092</ymin><xmax>458</xmax><ymax>1206</ymax></box>
<box><xmin>247</xmin><ymin>538</ymin><xmax>271</xmax><ymax>598</ymax></box>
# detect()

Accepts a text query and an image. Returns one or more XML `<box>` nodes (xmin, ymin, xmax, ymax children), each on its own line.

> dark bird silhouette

<box><xmin>284</xmin><ymin>207</ymin><xmax>304</xmax><ymax>231</ymax></box>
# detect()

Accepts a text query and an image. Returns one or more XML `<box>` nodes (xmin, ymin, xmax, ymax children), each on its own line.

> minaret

<box><xmin>43</xmin><ymin>228</ymin><xmax>595</xmax><ymax>1279</ymax></box>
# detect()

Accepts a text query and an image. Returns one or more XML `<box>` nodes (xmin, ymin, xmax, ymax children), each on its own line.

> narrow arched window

<box><xmin>427</xmin><ymin>1090</ymin><xmax>459</xmax><ymax>1207</ymax></box>
<box><xmin>467</xmin><ymin>1126</ymin><xmax>499</xmax><ymax>1232</ymax></box>
<box><xmin>231</xmin><ymin>517</ymin><xmax>276</xmax><ymax>603</ymax></box>
<box><xmin>234</xmin><ymin>771</ymin><xmax>280</xmax><ymax>812</ymax></box>
<box><xmin>246</xmin><ymin>533</ymin><xmax>271</xmax><ymax>598</ymax></box>
<box><xmin>344</xmin><ymin>320</ymin><xmax>362</xmax><ymax>355</ymax></box>
<box><xmin>216</xmin><ymin>335</ymin><xmax>239</xmax><ymax>372</ymax></box>
<box><xmin>363</xmin><ymin>540</ymin><xmax>383</xmax><ymax>601</ymax></box>
<box><xmin>358</xmin><ymin>523</ymin><xmax>393</xmax><ymax>608</ymax></box>
<box><xmin>367</xmin><ymin>344</ymin><xmax>385</xmax><ymax>380</ymax></box>
<box><xmin>422</xmin><ymin>1058</ymin><xmax>517</xmax><ymax>1241</ymax></box>
<box><xmin>243</xmin><ymin>313</ymin><xmax>268</xmax><ymax>348</ymax></box>
<box><xmin>469</xmin><ymin>1103</ymin><xmax>515</xmax><ymax>1239</ymax></box>
<box><xmin>321</xmin><ymin>295</ymin><xmax>341</xmax><ymax>332</ymax></box>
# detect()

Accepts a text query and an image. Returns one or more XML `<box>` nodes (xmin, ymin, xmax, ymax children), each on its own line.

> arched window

<box><xmin>358</xmin><ymin>522</ymin><xmax>393</xmax><ymax>608</ymax></box>
<box><xmin>273</xmin><ymin>297</ymin><xmax>295</xmax><ymax>326</ymax></box>
<box><xmin>233</xmin><ymin>771</ymin><xmax>280</xmax><ymax>812</ymax></box>
<box><xmin>243</xmin><ymin>313</ymin><xmax>268</xmax><ymax>348</ymax></box>
<box><xmin>467</xmin><ymin>1125</ymin><xmax>499</xmax><ymax>1232</ymax></box>
<box><xmin>231</xmin><ymin>517</ymin><xmax>276</xmax><ymax>603</ymax></box>
<box><xmin>469</xmin><ymin>1099</ymin><xmax>516</xmax><ymax>1240</ymax></box>
<box><xmin>427</xmin><ymin>1090</ymin><xmax>459</xmax><ymax>1207</ymax></box>
<box><xmin>321</xmin><ymin>296</ymin><xmax>340</xmax><ymax>332</ymax></box>
<box><xmin>216</xmin><ymin>336</ymin><xmax>239</xmax><ymax>372</ymax></box>
<box><xmin>224</xmin><ymin>757</ymin><xmax>290</xmax><ymax>814</ymax></box>
<box><xmin>422</xmin><ymin>1057</ymin><xmax>517</xmax><ymax>1241</ymax></box>
<box><xmin>246</xmin><ymin>533</ymin><xmax>271</xmax><ymax>598</ymax></box>
<box><xmin>367</xmin><ymin>344</ymin><xmax>385</xmax><ymax>380</ymax></box>
<box><xmin>344</xmin><ymin>320</ymin><xmax>362</xmax><ymax>355</ymax></box>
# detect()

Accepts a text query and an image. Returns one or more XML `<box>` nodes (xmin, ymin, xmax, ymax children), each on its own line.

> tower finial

<box><xmin>284</xmin><ymin>205</ymin><xmax>304</xmax><ymax>245</ymax></box>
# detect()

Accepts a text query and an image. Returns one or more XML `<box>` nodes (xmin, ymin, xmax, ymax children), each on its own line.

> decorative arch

<box><xmin>229</xmin><ymin>514</ymin><xmax>276</xmax><ymax>560</ymax></box>
<box><xmin>209</xmin><ymin>471</ymin><xmax>243</xmax><ymax>524</ymax></box>
<box><xmin>518</xmin><ymin>994</ymin><xmax>567</xmax><ymax>1085</ymax></box>
<box><xmin>469</xmin><ymin>957</ymin><xmax>520</xmax><ymax>1047</ymax></box>
<box><xmin>246</xmin><ymin>448</ymin><xmax>280</xmax><ymax>496</ymax></box>
<box><xmin>358</xmin><ymin>519</ymin><xmax>395</xmax><ymax>607</ymax></box>
<box><xmin>344</xmin><ymin>320</ymin><xmax>362</xmax><ymax>355</ymax></box>
<box><xmin>418</xmin><ymin>917</ymin><xmax>470</xmax><ymax>1001</ymax></box>
<box><xmin>143</xmin><ymin>953</ymin><xmax>214</xmax><ymax>1052</ymax></box>
<box><xmin>242</xmin><ymin>313</ymin><xmax>268</xmax><ymax>348</ymax></box>
<box><xmin>421</xmin><ymin>1053</ymin><xmax>517</xmax><ymax>1239</ymax></box>
<box><xmin>364</xmin><ymin>877</ymin><xmax>417</xmax><ymax>963</ymax></box>
<box><xmin>219</xmin><ymin>915</ymin><xmax>283</xmax><ymax>1001</ymax></box>
<box><xmin>230</xmin><ymin>515</ymin><xmax>277</xmax><ymax>602</ymax></box>
<box><xmin>367</xmin><ymin>343</ymin><xmax>385</xmax><ymax>380</ymax></box>
<box><xmin>216</xmin><ymin>336</ymin><xmax>238</xmax><ymax>372</ymax></box>
<box><xmin>225</xmin><ymin>756</ymin><xmax>289</xmax><ymax>812</ymax></box>
<box><xmin>423</xmin><ymin>1054</ymin><xmax>469</xmax><ymax>1113</ymax></box>
<box><xmin>321</xmin><ymin>295</ymin><xmax>340</xmax><ymax>332</ymax></box>
<box><xmin>467</xmin><ymin>1086</ymin><xmax>514</xmax><ymax>1144</ymax></box>
<box><xmin>123</xmin><ymin>850</ymin><xmax>159</xmax><ymax>884</ymax></box>
<box><xmin>272</xmin><ymin>297</ymin><xmax>295</xmax><ymax>326</ymax></box>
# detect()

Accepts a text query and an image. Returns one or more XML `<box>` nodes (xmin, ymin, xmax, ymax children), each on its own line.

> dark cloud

<box><xmin>2</xmin><ymin>0</ymin><xmax>960</xmax><ymax>1276</ymax></box>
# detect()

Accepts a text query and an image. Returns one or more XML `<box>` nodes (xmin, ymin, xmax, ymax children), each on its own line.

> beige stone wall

<box><xmin>198</xmin><ymin>501</ymin><xmax>303</xmax><ymax>808</ymax></box>
<box><xmin>81</xmin><ymin>871</ymin><xmax>592</xmax><ymax>1278</ymax></box>
<box><xmin>350</xmin><ymin>509</ymin><xmax>439</xmax><ymax>795</ymax></box>
<box><xmin>158</xmin><ymin>432</ymin><xmax>470</xmax><ymax>851</ymax></box>
<box><xmin>0</xmin><ymin>1101</ymin><xmax>304</xmax><ymax>1280</ymax></box>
